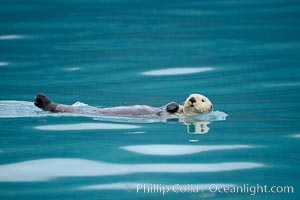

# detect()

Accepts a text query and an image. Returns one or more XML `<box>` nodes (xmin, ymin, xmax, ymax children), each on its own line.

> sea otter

<box><xmin>34</xmin><ymin>93</ymin><xmax>213</xmax><ymax>117</ymax></box>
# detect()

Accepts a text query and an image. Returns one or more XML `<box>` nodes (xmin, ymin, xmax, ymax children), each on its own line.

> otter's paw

<box><xmin>166</xmin><ymin>102</ymin><xmax>179</xmax><ymax>113</ymax></box>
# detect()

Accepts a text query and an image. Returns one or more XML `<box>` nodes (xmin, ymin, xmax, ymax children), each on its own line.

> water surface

<box><xmin>0</xmin><ymin>0</ymin><xmax>299</xmax><ymax>199</ymax></box>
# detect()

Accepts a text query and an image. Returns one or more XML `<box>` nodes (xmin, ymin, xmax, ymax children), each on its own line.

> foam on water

<box><xmin>0</xmin><ymin>101</ymin><xmax>50</xmax><ymax>118</ymax></box>
<box><xmin>71</xmin><ymin>101</ymin><xmax>90</xmax><ymax>107</ymax></box>
<box><xmin>0</xmin><ymin>100</ymin><xmax>101</xmax><ymax>119</ymax></box>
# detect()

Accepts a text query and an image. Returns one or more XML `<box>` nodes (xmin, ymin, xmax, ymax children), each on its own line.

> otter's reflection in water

<box><xmin>166</xmin><ymin>118</ymin><xmax>210</xmax><ymax>134</ymax></box>
<box><xmin>182</xmin><ymin>120</ymin><xmax>211</xmax><ymax>134</ymax></box>
<box><xmin>166</xmin><ymin>111</ymin><xmax>227</xmax><ymax>134</ymax></box>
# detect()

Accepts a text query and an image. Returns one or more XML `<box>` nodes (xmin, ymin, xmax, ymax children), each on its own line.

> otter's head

<box><xmin>183</xmin><ymin>94</ymin><xmax>213</xmax><ymax>115</ymax></box>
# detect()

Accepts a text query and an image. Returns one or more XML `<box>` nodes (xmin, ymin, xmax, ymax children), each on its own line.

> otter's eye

<box><xmin>201</xmin><ymin>99</ymin><xmax>205</xmax><ymax>102</ymax></box>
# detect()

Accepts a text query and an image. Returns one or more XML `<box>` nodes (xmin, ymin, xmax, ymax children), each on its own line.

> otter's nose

<box><xmin>189</xmin><ymin>97</ymin><xmax>196</xmax><ymax>104</ymax></box>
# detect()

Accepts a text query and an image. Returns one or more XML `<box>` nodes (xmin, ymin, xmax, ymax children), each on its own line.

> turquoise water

<box><xmin>1</xmin><ymin>0</ymin><xmax>300</xmax><ymax>199</ymax></box>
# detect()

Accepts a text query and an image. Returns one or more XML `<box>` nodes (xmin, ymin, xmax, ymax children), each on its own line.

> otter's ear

<box><xmin>166</xmin><ymin>102</ymin><xmax>179</xmax><ymax>113</ymax></box>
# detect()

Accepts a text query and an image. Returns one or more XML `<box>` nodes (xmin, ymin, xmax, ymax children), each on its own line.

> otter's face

<box><xmin>183</xmin><ymin>94</ymin><xmax>213</xmax><ymax>115</ymax></box>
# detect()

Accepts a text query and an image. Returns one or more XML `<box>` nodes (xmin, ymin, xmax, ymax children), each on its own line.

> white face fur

<box><xmin>183</xmin><ymin>94</ymin><xmax>213</xmax><ymax>115</ymax></box>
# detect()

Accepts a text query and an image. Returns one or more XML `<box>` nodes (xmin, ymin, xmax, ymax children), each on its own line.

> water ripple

<box><xmin>0</xmin><ymin>158</ymin><xmax>265</xmax><ymax>182</ymax></box>
<box><xmin>120</xmin><ymin>145</ymin><xmax>253</xmax><ymax>156</ymax></box>
<box><xmin>0</xmin><ymin>62</ymin><xmax>9</xmax><ymax>66</ymax></box>
<box><xmin>35</xmin><ymin>123</ymin><xmax>140</xmax><ymax>131</ymax></box>
<box><xmin>0</xmin><ymin>34</ymin><xmax>25</xmax><ymax>40</ymax></box>
<box><xmin>142</xmin><ymin>67</ymin><xmax>214</xmax><ymax>76</ymax></box>
<box><xmin>77</xmin><ymin>182</ymin><xmax>236</xmax><ymax>191</ymax></box>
